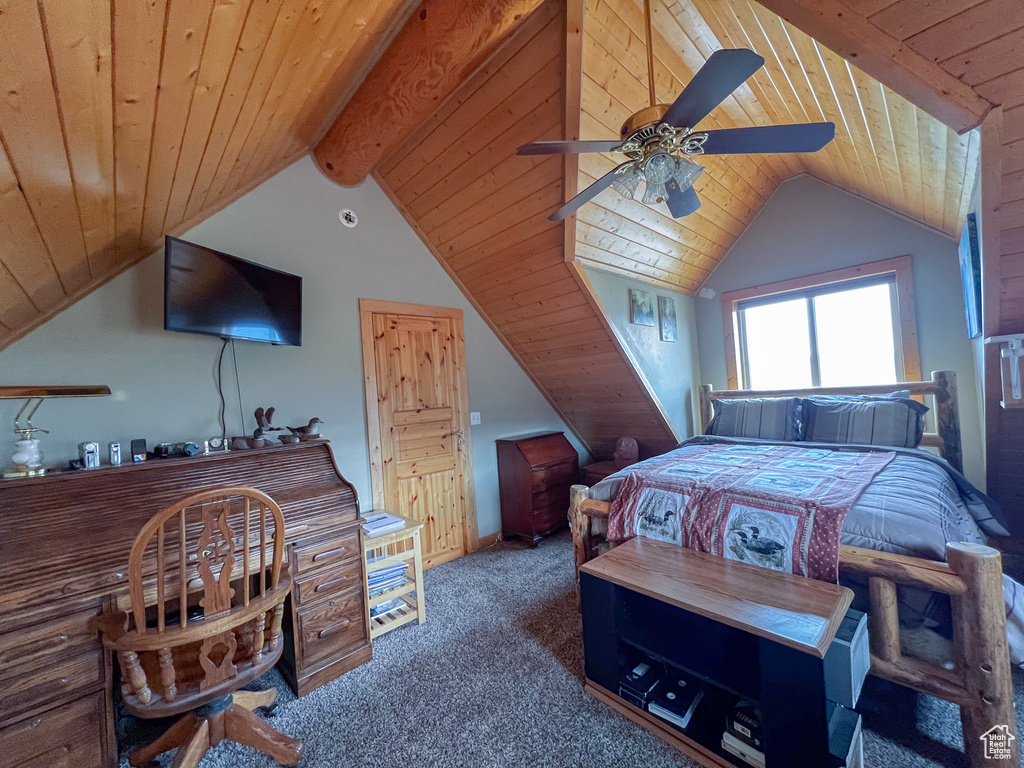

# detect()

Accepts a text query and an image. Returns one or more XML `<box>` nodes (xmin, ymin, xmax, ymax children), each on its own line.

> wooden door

<box><xmin>360</xmin><ymin>299</ymin><xmax>477</xmax><ymax>568</ymax></box>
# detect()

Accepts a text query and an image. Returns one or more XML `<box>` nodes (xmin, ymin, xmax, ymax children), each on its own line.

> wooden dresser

<box><xmin>0</xmin><ymin>441</ymin><xmax>370</xmax><ymax>768</ymax></box>
<box><xmin>496</xmin><ymin>431</ymin><xmax>578</xmax><ymax>545</ymax></box>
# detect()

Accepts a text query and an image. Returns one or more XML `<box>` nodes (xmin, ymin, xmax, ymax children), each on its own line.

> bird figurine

<box><xmin>254</xmin><ymin>407</ymin><xmax>284</xmax><ymax>432</ymax></box>
<box><xmin>287</xmin><ymin>418</ymin><xmax>325</xmax><ymax>440</ymax></box>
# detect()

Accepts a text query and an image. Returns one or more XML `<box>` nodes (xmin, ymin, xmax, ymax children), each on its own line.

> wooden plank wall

<box><xmin>0</xmin><ymin>0</ymin><xmax>416</xmax><ymax>351</ymax></box>
<box><xmin>375</xmin><ymin>1</ymin><xmax>679</xmax><ymax>458</ymax></box>
<box><xmin>850</xmin><ymin>0</ymin><xmax>1024</xmax><ymax>525</ymax></box>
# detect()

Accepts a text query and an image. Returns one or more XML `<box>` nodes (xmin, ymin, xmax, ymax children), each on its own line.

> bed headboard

<box><xmin>698</xmin><ymin>370</ymin><xmax>963</xmax><ymax>473</ymax></box>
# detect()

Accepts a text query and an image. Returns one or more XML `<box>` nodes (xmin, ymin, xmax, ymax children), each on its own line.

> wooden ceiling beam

<box><xmin>752</xmin><ymin>0</ymin><xmax>992</xmax><ymax>134</ymax></box>
<box><xmin>314</xmin><ymin>0</ymin><xmax>550</xmax><ymax>186</ymax></box>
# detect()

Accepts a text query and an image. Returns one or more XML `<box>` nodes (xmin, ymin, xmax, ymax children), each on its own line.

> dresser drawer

<box><xmin>291</xmin><ymin>529</ymin><xmax>359</xmax><ymax>575</ymax></box>
<box><xmin>531</xmin><ymin>483</ymin><xmax>571</xmax><ymax>514</ymax></box>
<box><xmin>294</xmin><ymin>558</ymin><xmax>363</xmax><ymax>607</ymax></box>
<box><xmin>0</xmin><ymin>607</ymin><xmax>101</xmax><ymax>683</ymax></box>
<box><xmin>297</xmin><ymin>588</ymin><xmax>367</xmax><ymax>668</ymax></box>
<box><xmin>532</xmin><ymin>506</ymin><xmax>568</xmax><ymax>535</ymax></box>
<box><xmin>0</xmin><ymin>649</ymin><xmax>104</xmax><ymax>723</ymax></box>
<box><xmin>531</xmin><ymin>461</ymin><xmax>576</xmax><ymax>489</ymax></box>
<box><xmin>0</xmin><ymin>691</ymin><xmax>107</xmax><ymax>768</ymax></box>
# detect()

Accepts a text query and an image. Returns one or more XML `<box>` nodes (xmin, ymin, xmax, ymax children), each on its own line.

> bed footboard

<box><xmin>568</xmin><ymin>484</ymin><xmax>1019</xmax><ymax>767</ymax></box>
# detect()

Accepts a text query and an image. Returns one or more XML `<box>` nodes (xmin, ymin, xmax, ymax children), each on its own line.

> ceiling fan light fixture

<box><xmin>672</xmin><ymin>155</ymin><xmax>705</xmax><ymax>192</ymax></box>
<box><xmin>611</xmin><ymin>166</ymin><xmax>642</xmax><ymax>199</ymax></box>
<box><xmin>643</xmin><ymin>151</ymin><xmax>675</xmax><ymax>185</ymax></box>
<box><xmin>641</xmin><ymin>180</ymin><xmax>668</xmax><ymax>206</ymax></box>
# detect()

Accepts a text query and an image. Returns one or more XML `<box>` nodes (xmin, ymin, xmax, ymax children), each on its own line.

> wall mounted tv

<box><xmin>164</xmin><ymin>236</ymin><xmax>302</xmax><ymax>346</ymax></box>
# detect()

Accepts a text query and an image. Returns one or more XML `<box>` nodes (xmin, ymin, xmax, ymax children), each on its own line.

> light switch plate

<box><xmin>470</xmin><ymin>412</ymin><xmax>481</xmax><ymax>425</ymax></box>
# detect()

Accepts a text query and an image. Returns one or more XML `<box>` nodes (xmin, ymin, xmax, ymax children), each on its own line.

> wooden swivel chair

<box><xmin>98</xmin><ymin>486</ymin><xmax>304</xmax><ymax>768</ymax></box>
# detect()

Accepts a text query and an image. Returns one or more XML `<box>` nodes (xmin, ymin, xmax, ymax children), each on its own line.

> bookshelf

<box><xmin>361</xmin><ymin>511</ymin><xmax>426</xmax><ymax>639</ymax></box>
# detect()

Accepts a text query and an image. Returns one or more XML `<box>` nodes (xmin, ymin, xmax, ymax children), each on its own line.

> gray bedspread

<box><xmin>589</xmin><ymin>436</ymin><xmax>1024</xmax><ymax>666</ymax></box>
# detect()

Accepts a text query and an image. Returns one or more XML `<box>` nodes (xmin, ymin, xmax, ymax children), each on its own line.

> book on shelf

<box><xmin>370</xmin><ymin>597</ymin><xmax>404</xmax><ymax>618</ymax></box>
<box><xmin>362</xmin><ymin>512</ymin><xmax>405</xmax><ymax>537</ymax></box>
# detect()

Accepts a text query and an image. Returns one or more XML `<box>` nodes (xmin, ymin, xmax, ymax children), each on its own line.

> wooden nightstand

<box><xmin>361</xmin><ymin>512</ymin><xmax>425</xmax><ymax>639</ymax></box>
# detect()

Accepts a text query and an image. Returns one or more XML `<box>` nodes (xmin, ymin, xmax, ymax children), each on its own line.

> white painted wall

<box><xmin>695</xmin><ymin>175</ymin><xmax>986</xmax><ymax>487</ymax></box>
<box><xmin>0</xmin><ymin>156</ymin><xmax>586</xmax><ymax>537</ymax></box>
<box><xmin>583</xmin><ymin>266</ymin><xmax>701</xmax><ymax>439</ymax></box>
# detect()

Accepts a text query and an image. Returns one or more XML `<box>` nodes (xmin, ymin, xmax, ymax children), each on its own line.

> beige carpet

<box><xmin>119</xmin><ymin>532</ymin><xmax>1024</xmax><ymax>767</ymax></box>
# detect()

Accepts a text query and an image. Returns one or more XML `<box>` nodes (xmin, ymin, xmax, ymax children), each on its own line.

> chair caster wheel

<box><xmin>262</xmin><ymin>701</ymin><xmax>279</xmax><ymax>718</ymax></box>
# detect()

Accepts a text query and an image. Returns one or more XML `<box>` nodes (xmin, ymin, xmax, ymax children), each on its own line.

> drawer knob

<box><xmin>317</xmin><ymin>620</ymin><xmax>351</xmax><ymax>639</ymax></box>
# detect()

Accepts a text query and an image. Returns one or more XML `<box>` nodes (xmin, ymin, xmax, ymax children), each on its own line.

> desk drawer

<box><xmin>0</xmin><ymin>691</ymin><xmax>107</xmax><ymax>768</ymax></box>
<box><xmin>294</xmin><ymin>558</ymin><xmax>363</xmax><ymax>607</ymax></box>
<box><xmin>292</xmin><ymin>529</ymin><xmax>359</xmax><ymax>575</ymax></box>
<box><xmin>297</xmin><ymin>588</ymin><xmax>367</xmax><ymax>668</ymax></box>
<box><xmin>0</xmin><ymin>650</ymin><xmax>104</xmax><ymax>722</ymax></box>
<box><xmin>0</xmin><ymin>607</ymin><xmax>101</xmax><ymax>683</ymax></box>
<box><xmin>531</xmin><ymin>461</ymin><xmax>576</xmax><ymax>489</ymax></box>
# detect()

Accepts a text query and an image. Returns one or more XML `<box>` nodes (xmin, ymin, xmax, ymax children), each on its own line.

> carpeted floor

<box><xmin>120</xmin><ymin>532</ymin><xmax>1024</xmax><ymax>767</ymax></box>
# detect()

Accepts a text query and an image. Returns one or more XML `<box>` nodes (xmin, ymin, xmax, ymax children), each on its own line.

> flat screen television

<box><xmin>164</xmin><ymin>236</ymin><xmax>302</xmax><ymax>346</ymax></box>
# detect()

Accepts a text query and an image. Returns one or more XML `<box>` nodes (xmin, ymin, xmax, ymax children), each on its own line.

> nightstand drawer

<box><xmin>295</xmin><ymin>558</ymin><xmax>363</xmax><ymax>607</ymax></box>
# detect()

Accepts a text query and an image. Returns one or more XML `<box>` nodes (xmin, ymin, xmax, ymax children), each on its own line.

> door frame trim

<box><xmin>358</xmin><ymin>298</ymin><xmax>479</xmax><ymax>555</ymax></box>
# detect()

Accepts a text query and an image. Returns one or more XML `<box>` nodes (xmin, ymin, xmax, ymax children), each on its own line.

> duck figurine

<box><xmin>287</xmin><ymin>418</ymin><xmax>325</xmax><ymax>440</ymax></box>
<box><xmin>254</xmin><ymin>406</ymin><xmax>284</xmax><ymax>432</ymax></box>
<box><xmin>733</xmin><ymin>525</ymin><xmax>786</xmax><ymax>557</ymax></box>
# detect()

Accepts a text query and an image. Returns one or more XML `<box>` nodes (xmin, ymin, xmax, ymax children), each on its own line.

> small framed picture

<box><xmin>630</xmin><ymin>289</ymin><xmax>655</xmax><ymax>326</ymax></box>
<box><xmin>659</xmin><ymin>296</ymin><xmax>677</xmax><ymax>342</ymax></box>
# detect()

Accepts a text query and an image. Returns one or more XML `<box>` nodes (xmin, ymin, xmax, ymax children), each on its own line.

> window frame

<box><xmin>721</xmin><ymin>255</ymin><xmax>921</xmax><ymax>390</ymax></box>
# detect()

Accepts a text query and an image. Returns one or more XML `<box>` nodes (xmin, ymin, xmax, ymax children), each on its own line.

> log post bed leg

<box><xmin>868</xmin><ymin>577</ymin><xmax>901</xmax><ymax>663</ymax></box>
<box><xmin>948</xmin><ymin>542</ymin><xmax>1019</xmax><ymax>766</ymax></box>
<box><xmin>569</xmin><ymin>485</ymin><xmax>591</xmax><ymax>592</ymax></box>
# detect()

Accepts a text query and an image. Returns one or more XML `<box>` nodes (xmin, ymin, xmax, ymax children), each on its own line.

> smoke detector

<box><xmin>339</xmin><ymin>209</ymin><xmax>358</xmax><ymax>227</ymax></box>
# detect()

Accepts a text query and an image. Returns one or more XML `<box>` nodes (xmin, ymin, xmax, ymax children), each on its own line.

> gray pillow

<box><xmin>801</xmin><ymin>395</ymin><xmax>929</xmax><ymax>448</ymax></box>
<box><xmin>706</xmin><ymin>397</ymin><xmax>801</xmax><ymax>441</ymax></box>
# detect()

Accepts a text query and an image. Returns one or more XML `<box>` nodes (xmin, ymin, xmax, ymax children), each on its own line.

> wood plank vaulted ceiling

<box><xmin>0</xmin><ymin>0</ymin><xmax>417</xmax><ymax>349</ymax></box>
<box><xmin>1</xmin><ymin>0</ymin><xmax>1020</xmax><ymax>462</ymax></box>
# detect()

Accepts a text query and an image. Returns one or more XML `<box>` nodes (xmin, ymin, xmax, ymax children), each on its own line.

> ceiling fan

<box><xmin>517</xmin><ymin>0</ymin><xmax>835</xmax><ymax>222</ymax></box>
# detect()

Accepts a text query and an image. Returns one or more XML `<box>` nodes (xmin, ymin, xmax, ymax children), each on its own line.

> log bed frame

<box><xmin>568</xmin><ymin>370</ymin><xmax>1019</xmax><ymax>767</ymax></box>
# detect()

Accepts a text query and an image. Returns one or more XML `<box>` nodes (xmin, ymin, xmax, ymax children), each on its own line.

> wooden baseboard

<box><xmin>478</xmin><ymin>531</ymin><xmax>501</xmax><ymax>548</ymax></box>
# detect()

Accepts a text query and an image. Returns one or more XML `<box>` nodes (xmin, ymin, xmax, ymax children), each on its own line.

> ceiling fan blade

<box><xmin>548</xmin><ymin>166</ymin><xmax>624</xmax><ymax>221</ymax></box>
<box><xmin>662</xmin><ymin>49</ymin><xmax>765</xmax><ymax>129</ymax></box>
<box><xmin>698</xmin><ymin>123</ymin><xmax>836</xmax><ymax>154</ymax></box>
<box><xmin>517</xmin><ymin>140</ymin><xmax>624</xmax><ymax>156</ymax></box>
<box><xmin>665</xmin><ymin>182</ymin><xmax>701</xmax><ymax>218</ymax></box>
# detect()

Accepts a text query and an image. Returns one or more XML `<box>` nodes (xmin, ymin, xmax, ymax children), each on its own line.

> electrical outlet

<box><xmin>470</xmin><ymin>411</ymin><xmax>481</xmax><ymax>425</ymax></box>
